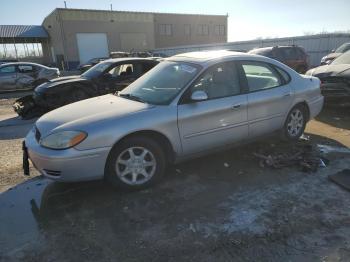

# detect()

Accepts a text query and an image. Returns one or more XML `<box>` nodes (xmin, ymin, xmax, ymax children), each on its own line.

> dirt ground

<box><xmin>0</xmin><ymin>93</ymin><xmax>349</xmax><ymax>262</ymax></box>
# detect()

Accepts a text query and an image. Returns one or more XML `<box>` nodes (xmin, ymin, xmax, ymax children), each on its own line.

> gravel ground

<box><xmin>0</xmin><ymin>94</ymin><xmax>349</xmax><ymax>261</ymax></box>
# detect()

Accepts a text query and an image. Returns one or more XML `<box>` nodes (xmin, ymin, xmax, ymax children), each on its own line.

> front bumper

<box><xmin>25</xmin><ymin>128</ymin><xmax>111</xmax><ymax>182</ymax></box>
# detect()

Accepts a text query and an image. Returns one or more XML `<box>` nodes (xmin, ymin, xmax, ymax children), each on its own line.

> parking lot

<box><xmin>0</xmin><ymin>92</ymin><xmax>349</xmax><ymax>261</ymax></box>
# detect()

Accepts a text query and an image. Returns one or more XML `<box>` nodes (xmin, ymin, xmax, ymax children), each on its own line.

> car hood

<box><xmin>307</xmin><ymin>64</ymin><xmax>350</xmax><ymax>78</ymax></box>
<box><xmin>35</xmin><ymin>76</ymin><xmax>88</xmax><ymax>93</ymax></box>
<box><xmin>35</xmin><ymin>94</ymin><xmax>154</xmax><ymax>137</ymax></box>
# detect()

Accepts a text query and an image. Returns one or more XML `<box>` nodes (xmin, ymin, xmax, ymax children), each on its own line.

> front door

<box><xmin>239</xmin><ymin>61</ymin><xmax>293</xmax><ymax>138</ymax></box>
<box><xmin>0</xmin><ymin>65</ymin><xmax>17</xmax><ymax>91</ymax></box>
<box><xmin>178</xmin><ymin>61</ymin><xmax>248</xmax><ymax>155</ymax></box>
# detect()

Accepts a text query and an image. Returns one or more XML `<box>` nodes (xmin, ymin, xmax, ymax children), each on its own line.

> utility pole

<box><xmin>64</xmin><ymin>1</ymin><xmax>67</xmax><ymax>8</ymax></box>
<box><xmin>110</xmin><ymin>3</ymin><xmax>113</xmax><ymax>11</ymax></box>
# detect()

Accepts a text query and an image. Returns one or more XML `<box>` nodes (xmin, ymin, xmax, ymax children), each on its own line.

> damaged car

<box><xmin>23</xmin><ymin>50</ymin><xmax>324</xmax><ymax>190</ymax></box>
<box><xmin>306</xmin><ymin>50</ymin><xmax>350</xmax><ymax>106</ymax></box>
<box><xmin>0</xmin><ymin>62</ymin><xmax>59</xmax><ymax>92</ymax></box>
<box><xmin>13</xmin><ymin>58</ymin><xmax>159</xmax><ymax>119</ymax></box>
<box><xmin>320</xmin><ymin>42</ymin><xmax>350</xmax><ymax>65</ymax></box>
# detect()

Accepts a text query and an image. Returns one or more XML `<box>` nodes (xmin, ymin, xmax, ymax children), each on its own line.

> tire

<box><xmin>105</xmin><ymin>136</ymin><xmax>166</xmax><ymax>190</ymax></box>
<box><xmin>282</xmin><ymin>104</ymin><xmax>307</xmax><ymax>141</ymax></box>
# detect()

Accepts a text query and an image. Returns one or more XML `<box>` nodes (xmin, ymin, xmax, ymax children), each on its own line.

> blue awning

<box><xmin>0</xmin><ymin>25</ymin><xmax>48</xmax><ymax>38</ymax></box>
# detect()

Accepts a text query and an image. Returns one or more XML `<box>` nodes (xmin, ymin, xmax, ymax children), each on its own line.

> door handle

<box><xmin>232</xmin><ymin>104</ymin><xmax>241</xmax><ymax>109</ymax></box>
<box><xmin>283</xmin><ymin>93</ymin><xmax>291</xmax><ymax>97</ymax></box>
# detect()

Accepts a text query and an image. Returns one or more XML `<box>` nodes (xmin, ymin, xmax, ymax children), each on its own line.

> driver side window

<box><xmin>191</xmin><ymin>62</ymin><xmax>241</xmax><ymax>100</ymax></box>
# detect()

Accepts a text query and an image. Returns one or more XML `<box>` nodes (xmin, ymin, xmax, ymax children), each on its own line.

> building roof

<box><xmin>0</xmin><ymin>25</ymin><xmax>48</xmax><ymax>38</ymax></box>
<box><xmin>52</xmin><ymin>8</ymin><xmax>227</xmax><ymax>17</ymax></box>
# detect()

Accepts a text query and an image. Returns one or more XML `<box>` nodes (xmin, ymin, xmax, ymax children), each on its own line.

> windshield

<box><xmin>119</xmin><ymin>61</ymin><xmax>201</xmax><ymax>105</ymax></box>
<box><xmin>81</xmin><ymin>62</ymin><xmax>112</xmax><ymax>79</ymax></box>
<box><xmin>335</xmin><ymin>43</ymin><xmax>350</xmax><ymax>53</ymax></box>
<box><xmin>331</xmin><ymin>50</ymin><xmax>350</xmax><ymax>65</ymax></box>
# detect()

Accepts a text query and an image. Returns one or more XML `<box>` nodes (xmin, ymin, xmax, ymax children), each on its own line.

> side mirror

<box><xmin>191</xmin><ymin>90</ymin><xmax>208</xmax><ymax>102</ymax></box>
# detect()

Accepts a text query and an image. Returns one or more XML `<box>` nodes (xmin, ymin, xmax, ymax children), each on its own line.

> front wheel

<box><xmin>105</xmin><ymin>137</ymin><xmax>166</xmax><ymax>190</ymax></box>
<box><xmin>283</xmin><ymin>105</ymin><xmax>307</xmax><ymax>140</ymax></box>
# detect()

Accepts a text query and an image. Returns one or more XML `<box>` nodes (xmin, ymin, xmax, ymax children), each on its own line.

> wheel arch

<box><xmin>108</xmin><ymin>130</ymin><xmax>176</xmax><ymax>164</ymax></box>
<box><xmin>287</xmin><ymin>100</ymin><xmax>310</xmax><ymax>122</ymax></box>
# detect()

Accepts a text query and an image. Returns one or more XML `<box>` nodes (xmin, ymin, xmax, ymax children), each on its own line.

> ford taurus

<box><xmin>23</xmin><ymin>51</ymin><xmax>324</xmax><ymax>189</ymax></box>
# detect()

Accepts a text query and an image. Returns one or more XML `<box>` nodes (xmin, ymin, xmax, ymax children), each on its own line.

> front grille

<box><xmin>35</xmin><ymin>127</ymin><xmax>41</xmax><ymax>142</ymax></box>
<box><xmin>43</xmin><ymin>169</ymin><xmax>61</xmax><ymax>177</ymax></box>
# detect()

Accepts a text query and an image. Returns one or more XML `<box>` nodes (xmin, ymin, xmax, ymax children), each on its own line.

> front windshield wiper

<box><xmin>118</xmin><ymin>93</ymin><xmax>146</xmax><ymax>103</ymax></box>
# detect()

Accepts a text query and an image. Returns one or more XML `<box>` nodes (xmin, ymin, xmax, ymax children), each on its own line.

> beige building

<box><xmin>42</xmin><ymin>8</ymin><xmax>227</xmax><ymax>69</ymax></box>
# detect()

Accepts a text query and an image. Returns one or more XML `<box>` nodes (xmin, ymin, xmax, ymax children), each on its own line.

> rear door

<box><xmin>238</xmin><ymin>61</ymin><xmax>293</xmax><ymax>138</ymax></box>
<box><xmin>0</xmin><ymin>65</ymin><xmax>17</xmax><ymax>91</ymax></box>
<box><xmin>177</xmin><ymin>61</ymin><xmax>248</xmax><ymax>155</ymax></box>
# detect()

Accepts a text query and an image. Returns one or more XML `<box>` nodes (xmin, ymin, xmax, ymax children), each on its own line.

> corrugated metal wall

<box><xmin>153</xmin><ymin>33</ymin><xmax>350</xmax><ymax>67</ymax></box>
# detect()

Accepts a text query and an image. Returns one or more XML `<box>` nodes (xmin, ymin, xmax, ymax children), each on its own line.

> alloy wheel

<box><xmin>287</xmin><ymin>108</ymin><xmax>304</xmax><ymax>137</ymax></box>
<box><xmin>115</xmin><ymin>146</ymin><xmax>156</xmax><ymax>185</ymax></box>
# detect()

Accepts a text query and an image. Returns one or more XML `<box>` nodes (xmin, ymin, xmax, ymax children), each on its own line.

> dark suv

<box><xmin>249</xmin><ymin>46</ymin><xmax>309</xmax><ymax>73</ymax></box>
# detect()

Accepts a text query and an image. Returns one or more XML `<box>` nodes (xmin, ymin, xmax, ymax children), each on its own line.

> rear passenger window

<box><xmin>18</xmin><ymin>65</ymin><xmax>35</xmax><ymax>73</ymax></box>
<box><xmin>274</xmin><ymin>66</ymin><xmax>291</xmax><ymax>83</ymax></box>
<box><xmin>241</xmin><ymin>62</ymin><xmax>282</xmax><ymax>92</ymax></box>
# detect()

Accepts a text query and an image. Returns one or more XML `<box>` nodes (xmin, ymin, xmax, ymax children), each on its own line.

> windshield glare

<box><xmin>119</xmin><ymin>61</ymin><xmax>201</xmax><ymax>105</ymax></box>
<box><xmin>331</xmin><ymin>50</ymin><xmax>350</xmax><ymax>65</ymax></box>
<box><xmin>81</xmin><ymin>62</ymin><xmax>112</xmax><ymax>79</ymax></box>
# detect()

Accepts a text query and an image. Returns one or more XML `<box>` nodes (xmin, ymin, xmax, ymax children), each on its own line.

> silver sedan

<box><xmin>0</xmin><ymin>62</ymin><xmax>59</xmax><ymax>92</ymax></box>
<box><xmin>24</xmin><ymin>51</ymin><xmax>324</xmax><ymax>189</ymax></box>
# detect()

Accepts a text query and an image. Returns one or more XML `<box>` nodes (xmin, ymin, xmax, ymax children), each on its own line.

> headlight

<box><xmin>40</xmin><ymin>131</ymin><xmax>87</xmax><ymax>150</ymax></box>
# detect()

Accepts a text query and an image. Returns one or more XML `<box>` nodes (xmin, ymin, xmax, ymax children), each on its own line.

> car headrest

<box><xmin>212</xmin><ymin>70</ymin><xmax>230</xmax><ymax>84</ymax></box>
<box><xmin>126</xmin><ymin>66</ymin><xmax>132</xmax><ymax>75</ymax></box>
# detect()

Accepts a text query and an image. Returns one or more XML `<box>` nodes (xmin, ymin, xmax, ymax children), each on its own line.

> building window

<box><xmin>214</xmin><ymin>25</ymin><xmax>225</xmax><ymax>35</ymax></box>
<box><xmin>197</xmin><ymin>24</ymin><xmax>209</xmax><ymax>35</ymax></box>
<box><xmin>184</xmin><ymin>24</ymin><xmax>191</xmax><ymax>36</ymax></box>
<box><xmin>159</xmin><ymin>24</ymin><xmax>172</xmax><ymax>36</ymax></box>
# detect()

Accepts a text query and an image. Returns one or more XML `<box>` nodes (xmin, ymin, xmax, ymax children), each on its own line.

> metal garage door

<box><xmin>76</xmin><ymin>33</ymin><xmax>109</xmax><ymax>64</ymax></box>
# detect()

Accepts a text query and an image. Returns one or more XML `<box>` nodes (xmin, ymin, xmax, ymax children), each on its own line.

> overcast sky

<box><xmin>1</xmin><ymin>0</ymin><xmax>350</xmax><ymax>41</ymax></box>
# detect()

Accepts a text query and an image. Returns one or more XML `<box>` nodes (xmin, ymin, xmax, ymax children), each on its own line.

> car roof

<box><xmin>251</xmin><ymin>45</ymin><xmax>302</xmax><ymax>51</ymax></box>
<box><xmin>101</xmin><ymin>57</ymin><xmax>159</xmax><ymax>64</ymax></box>
<box><xmin>166</xmin><ymin>50</ymin><xmax>262</xmax><ymax>65</ymax></box>
<box><xmin>0</xmin><ymin>62</ymin><xmax>47</xmax><ymax>68</ymax></box>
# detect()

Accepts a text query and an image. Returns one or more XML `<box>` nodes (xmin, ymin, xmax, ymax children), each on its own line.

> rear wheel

<box><xmin>105</xmin><ymin>137</ymin><xmax>166</xmax><ymax>190</ymax></box>
<box><xmin>283</xmin><ymin>105</ymin><xmax>307</xmax><ymax>140</ymax></box>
